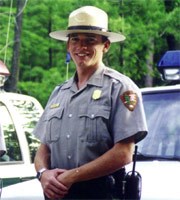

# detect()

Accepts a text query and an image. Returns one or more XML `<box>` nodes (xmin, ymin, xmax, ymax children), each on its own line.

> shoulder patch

<box><xmin>120</xmin><ymin>91</ymin><xmax>138</xmax><ymax>111</ymax></box>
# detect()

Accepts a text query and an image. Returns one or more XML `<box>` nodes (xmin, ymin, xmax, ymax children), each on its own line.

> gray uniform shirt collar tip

<box><xmin>61</xmin><ymin>78</ymin><xmax>74</xmax><ymax>90</ymax></box>
<box><xmin>87</xmin><ymin>76</ymin><xmax>103</xmax><ymax>87</ymax></box>
<box><xmin>61</xmin><ymin>64</ymin><xmax>105</xmax><ymax>89</ymax></box>
<box><xmin>87</xmin><ymin>64</ymin><xmax>105</xmax><ymax>87</ymax></box>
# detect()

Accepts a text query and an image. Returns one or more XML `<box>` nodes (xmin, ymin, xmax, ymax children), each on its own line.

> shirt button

<box><xmin>91</xmin><ymin>114</ymin><xmax>95</xmax><ymax>118</ymax></box>
<box><xmin>67</xmin><ymin>155</ymin><xmax>71</xmax><ymax>159</ymax></box>
<box><xmin>66</xmin><ymin>134</ymin><xmax>70</xmax><ymax>139</ymax></box>
<box><xmin>68</xmin><ymin>114</ymin><xmax>72</xmax><ymax>118</ymax></box>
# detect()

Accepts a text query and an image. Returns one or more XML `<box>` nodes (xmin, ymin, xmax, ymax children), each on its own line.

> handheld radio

<box><xmin>124</xmin><ymin>145</ymin><xmax>142</xmax><ymax>200</ymax></box>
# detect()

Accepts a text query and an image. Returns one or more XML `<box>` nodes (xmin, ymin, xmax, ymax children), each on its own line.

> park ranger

<box><xmin>34</xmin><ymin>6</ymin><xmax>148</xmax><ymax>199</ymax></box>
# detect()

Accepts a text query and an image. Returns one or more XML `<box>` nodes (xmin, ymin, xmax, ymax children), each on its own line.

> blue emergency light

<box><xmin>157</xmin><ymin>50</ymin><xmax>180</xmax><ymax>81</ymax></box>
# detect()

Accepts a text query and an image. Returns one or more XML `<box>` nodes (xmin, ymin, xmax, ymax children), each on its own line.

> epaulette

<box><xmin>104</xmin><ymin>67</ymin><xmax>131</xmax><ymax>84</ymax></box>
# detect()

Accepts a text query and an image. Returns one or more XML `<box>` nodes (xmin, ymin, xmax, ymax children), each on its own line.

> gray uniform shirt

<box><xmin>34</xmin><ymin>65</ymin><xmax>147</xmax><ymax>169</ymax></box>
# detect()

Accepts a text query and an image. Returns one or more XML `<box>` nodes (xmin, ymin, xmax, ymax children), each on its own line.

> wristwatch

<box><xmin>36</xmin><ymin>168</ymin><xmax>47</xmax><ymax>180</ymax></box>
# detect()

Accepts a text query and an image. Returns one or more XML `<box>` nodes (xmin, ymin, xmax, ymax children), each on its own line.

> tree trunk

<box><xmin>145</xmin><ymin>38</ymin><xmax>154</xmax><ymax>87</ymax></box>
<box><xmin>48</xmin><ymin>5</ymin><xmax>52</xmax><ymax>68</ymax></box>
<box><xmin>6</xmin><ymin>0</ymin><xmax>23</xmax><ymax>92</ymax></box>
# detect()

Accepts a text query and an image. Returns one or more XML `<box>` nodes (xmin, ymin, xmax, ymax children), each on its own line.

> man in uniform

<box><xmin>34</xmin><ymin>6</ymin><xmax>148</xmax><ymax>199</ymax></box>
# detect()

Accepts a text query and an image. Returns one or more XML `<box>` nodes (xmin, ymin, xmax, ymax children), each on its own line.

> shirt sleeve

<box><xmin>110</xmin><ymin>77</ymin><xmax>148</xmax><ymax>144</ymax></box>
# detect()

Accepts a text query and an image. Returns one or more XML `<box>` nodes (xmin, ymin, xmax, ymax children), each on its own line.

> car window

<box><xmin>0</xmin><ymin>102</ymin><xmax>22</xmax><ymax>162</ymax></box>
<box><xmin>9</xmin><ymin>99</ymin><xmax>41</xmax><ymax>162</ymax></box>
<box><xmin>138</xmin><ymin>91</ymin><xmax>180</xmax><ymax>159</ymax></box>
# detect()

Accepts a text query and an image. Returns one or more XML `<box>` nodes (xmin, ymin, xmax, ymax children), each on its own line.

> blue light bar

<box><xmin>157</xmin><ymin>50</ymin><xmax>180</xmax><ymax>81</ymax></box>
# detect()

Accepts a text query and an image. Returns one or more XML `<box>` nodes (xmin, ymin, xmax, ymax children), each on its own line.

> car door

<box><xmin>0</xmin><ymin>93</ymin><xmax>43</xmax><ymax>187</ymax></box>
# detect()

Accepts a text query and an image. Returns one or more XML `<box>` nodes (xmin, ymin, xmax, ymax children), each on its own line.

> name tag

<box><xmin>50</xmin><ymin>103</ymin><xmax>60</xmax><ymax>109</ymax></box>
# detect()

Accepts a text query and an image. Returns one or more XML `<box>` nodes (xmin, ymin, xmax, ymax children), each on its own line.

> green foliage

<box><xmin>0</xmin><ymin>3</ymin><xmax>15</xmax><ymax>66</ymax></box>
<box><xmin>165</xmin><ymin>6</ymin><xmax>180</xmax><ymax>42</ymax></box>
<box><xmin>0</xmin><ymin>0</ymin><xmax>179</xmax><ymax>106</ymax></box>
<box><xmin>18</xmin><ymin>67</ymin><xmax>66</xmax><ymax>107</ymax></box>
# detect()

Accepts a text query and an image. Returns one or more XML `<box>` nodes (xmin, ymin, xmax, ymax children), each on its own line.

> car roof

<box><xmin>0</xmin><ymin>91</ymin><xmax>38</xmax><ymax>100</ymax></box>
<box><xmin>0</xmin><ymin>91</ymin><xmax>42</xmax><ymax>105</ymax></box>
<box><xmin>141</xmin><ymin>84</ymin><xmax>180</xmax><ymax>94</ymax></box>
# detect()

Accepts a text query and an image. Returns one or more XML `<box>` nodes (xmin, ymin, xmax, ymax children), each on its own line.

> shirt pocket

<box><xmin>43</xmin><ymin>107</ymin><xmax>64</xmax><ymax>142</ymax></box>
<box><xmin>79</xmin><ymin>105</ymin><xmax>111</xmax><ymax>142</ymax></box>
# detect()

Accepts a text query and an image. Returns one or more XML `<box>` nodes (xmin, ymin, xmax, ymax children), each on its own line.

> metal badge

<box><xmin>92</xmin><ymin>89</ymin><xmax>102</xmax><ymax>100</ymax></box>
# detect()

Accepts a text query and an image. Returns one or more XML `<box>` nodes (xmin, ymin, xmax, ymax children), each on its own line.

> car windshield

<box><xmin>10</xmin><ymin>99</ymin><xmax>42</xmax><ymax>162</ymax></box>
<box><xmin>138</xmin><ymin>90</ymin><xmax>180</xmax><ymax>160</ymax></box>
<box><xmin>0</xmin><ymin>98</ymin><xmax>42</xmax><ymax>163</ymax></box>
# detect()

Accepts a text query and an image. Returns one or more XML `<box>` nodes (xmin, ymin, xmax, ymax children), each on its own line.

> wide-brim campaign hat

<box><xmin>49</xmin><ymin>6</ymin><xmax>126</xmax><ymax>43</ymax></box>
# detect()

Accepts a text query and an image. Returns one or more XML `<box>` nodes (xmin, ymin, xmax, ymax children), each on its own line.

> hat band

<box><xmin>68</xmin><ymin>25</ymin><xmax>108</xmax><ymax>32</ymax></box>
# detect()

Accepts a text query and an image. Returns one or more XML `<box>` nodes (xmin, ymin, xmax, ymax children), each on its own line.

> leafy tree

<box><xmin>0</xmin><ymin>0</ymin><xmax>15</xmax><ymax>67</ymax></box>
<box><xmin>18</xmin><ymin>66</ymin><xmax>66</xmax><ymax>106</ymax></box>
<box><xmin>7</xmin><ymin>0</ymin><xmax>24</xmax><ymax>92</ymax></box>
<box><xmin>0</xmin><ymin>0</ymin><xmax>179</xmax><ymax>107</ymax></box>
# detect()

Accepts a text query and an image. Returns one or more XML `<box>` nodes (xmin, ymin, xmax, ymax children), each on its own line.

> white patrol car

<box><xmin>0</xmin><ymin>91</ymin><xmax>43</xmax><ymax>186</ymax></box>
<box><xmin>0</xmin><ymin>61</ymin><xmax>44</xmax><ymax>198</ymax></box>
<box><xmin>126</xmin><ymin>83</ymin><xmax>180</xmax><ymax>200</ymax></box>
<box><xmin>1</xmin><ymin>51</ymin><xmax>180</xmax><ymax>200</ymax></box>
<box><xmin>125</xmin><ymin>50</ymin><xmax>180</xmax><ymax>200</ymax></box>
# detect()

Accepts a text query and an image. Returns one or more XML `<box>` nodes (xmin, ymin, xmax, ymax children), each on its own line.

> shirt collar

<box><xmin>87</xmin><ymin>64</ymin><xmax>105</xmax><ymax>87</ymax></box>
<box><xmin>61</xmin><ymin>77</ymin><xmax>74</xmax><ymax>90</ymax></box>
<box><xmin>61</xmin><ymin>64</ymin><xmax>106</xmax><ymax>90</ymax></box>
